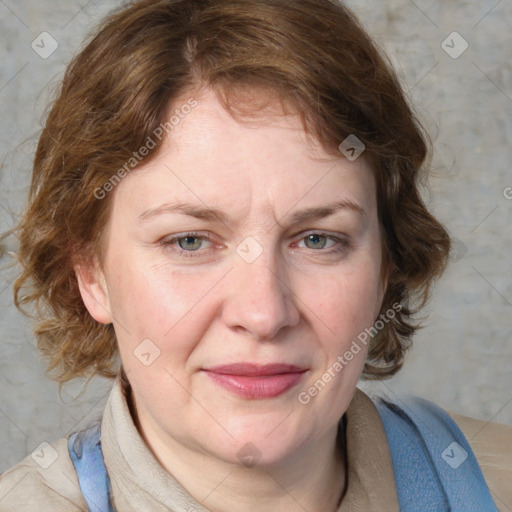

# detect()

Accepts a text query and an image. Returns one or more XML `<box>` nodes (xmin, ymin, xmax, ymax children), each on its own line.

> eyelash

<box><xmin>159</xmin><ymin>231</ymin><xmax>352</xmax><ymax>258</ymax></box>
<box><xmin>159</xmin><ymin>232</ymin><xmax>215</xmax><ymax>258</ymax></box>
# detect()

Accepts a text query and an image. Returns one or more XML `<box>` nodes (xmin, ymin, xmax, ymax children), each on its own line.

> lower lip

<box><xmin>204</xmin><ymin>371</ymin><xmax>306</xmax><ymax>399</ymax></box>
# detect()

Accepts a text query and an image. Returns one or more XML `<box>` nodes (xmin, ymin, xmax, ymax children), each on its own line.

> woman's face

<box><xmin>78</xmin><ymin>88</ymin><xmax>386</xmax><ymax>467</ymax></box>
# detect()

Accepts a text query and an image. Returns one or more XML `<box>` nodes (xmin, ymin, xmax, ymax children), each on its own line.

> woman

<box><xmin>0</xmin><ymin>0</ymin><xmax>510</xmax><ymax>510</ymax></box>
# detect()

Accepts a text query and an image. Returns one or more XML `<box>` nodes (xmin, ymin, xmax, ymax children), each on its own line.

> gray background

<box><xmin>0</xmin><ymin>0</ymin><xmax>511</xmax><ymax>474</ymax></box>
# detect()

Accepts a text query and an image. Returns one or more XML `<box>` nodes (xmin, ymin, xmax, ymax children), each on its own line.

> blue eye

<box><xmin>299</xmin><ymin>233</ymin><xmax>338</xmax><ymax>250</ymax></box>
<box><xmin>178</xmin><ymin>236</ymin><xmax>203</xmax><ymax>251</ymax></box>
<box><xmin>304</xmin><ymin>234</ymin><xmax>328</xmax><ymax>249</ymax></box>
<box><xmin>160</xmin><ymin>232</ymin><xmax>214</xmax><ymax>257</ymax></box>
<box><xmin>159</xmin><ymin>231</ymin><xmax>350</xmax><ymax>261</ymax></box>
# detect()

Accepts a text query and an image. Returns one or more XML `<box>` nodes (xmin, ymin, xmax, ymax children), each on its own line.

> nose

<box><xmin>221</xmin><ymin>249</ymin><xmax>300</xmax><ymax>341</ymax></box>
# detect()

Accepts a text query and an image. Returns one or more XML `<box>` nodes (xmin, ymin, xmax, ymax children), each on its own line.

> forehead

<box><xmin>113</xmin><ymin>87</ymin><xmax>377</xmax><ymax>222</ymax></box>
<box><xmin>169</xmin><ymin>87</ymin><xmax>334</xmax><ymax>163</ymax></box>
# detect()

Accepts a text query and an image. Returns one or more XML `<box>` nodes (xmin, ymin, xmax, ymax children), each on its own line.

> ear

<box><xmin>74</xmin><ymin>256</ymin><xmax>113</xmax><ymax>324</ymax></box>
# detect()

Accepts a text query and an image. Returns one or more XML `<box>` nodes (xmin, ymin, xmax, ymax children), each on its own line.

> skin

<box><xmin>76</xmin><ymin>87</ymin><xmax>387</xmax><ymax>512</ymax></box>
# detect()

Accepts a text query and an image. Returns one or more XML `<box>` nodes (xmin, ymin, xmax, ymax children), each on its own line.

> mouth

<box><xmin>202</xmin><ymin>363</ymin><xmax>308</xmax><ymax>399</ymax></box>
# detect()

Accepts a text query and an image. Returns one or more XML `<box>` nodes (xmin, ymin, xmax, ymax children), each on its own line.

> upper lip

<box><xmin>203</xmin><ymin>363</ymin><xmax>307</xmax><ymax>376</ymax></box>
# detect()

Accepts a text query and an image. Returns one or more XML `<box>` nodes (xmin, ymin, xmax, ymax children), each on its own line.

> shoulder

<box><xmin>0</xmin><ymin>436</ymin><xmax>87</xmax><ymax>511</ymax></box>
<box><xmin>372</xmin><ymin>392</ymin><xmax>511</xmax><ymax>510</ymax></box>
<box><xmin>449</xmin><ymin>411</ymin><xmax>512</xmax><ymax>512</ymax></box>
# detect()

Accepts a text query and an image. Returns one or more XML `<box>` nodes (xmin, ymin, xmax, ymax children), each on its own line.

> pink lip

<box><xmin>203</xmin><ymin>363</ymin><xmax>307</xmax><ymax>399</ymax></box>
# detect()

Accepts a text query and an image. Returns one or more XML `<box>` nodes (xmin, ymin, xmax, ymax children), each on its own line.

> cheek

<box><xmin>105</xmin><ymin>258</ymin><xmax>226</xmax><ymax>367</ymax></box>
<box><xmin>107</xmin><ymin>266</ymin><xmax>172</xmax><ymax>334</ymax></box>
<box><xmin>107</xmin><ymin>257</ymin><xmax>198</xmax><ymax>328</ymax></box>
<box><xmin>302</xmin><ymin>259</ymin><xmax>384</xmax><ymax>342</ymax></box>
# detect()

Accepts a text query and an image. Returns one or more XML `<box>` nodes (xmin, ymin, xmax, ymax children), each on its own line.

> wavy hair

<box><xmin>12</xmin><ymin>0</ymin><xmax>450</xmax><ymax>382</ymax></box>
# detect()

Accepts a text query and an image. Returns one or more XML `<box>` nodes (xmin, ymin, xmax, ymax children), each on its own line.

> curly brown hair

<box><xmin>12</xmin><ymin>0</ymin><xmax>450</xmax><ymax>383</ymax></box>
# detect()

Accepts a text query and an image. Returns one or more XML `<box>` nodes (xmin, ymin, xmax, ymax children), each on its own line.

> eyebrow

<box><xmin>285</xmin><ymin>200</ymin><xmax>367</xmax><ymax>224</ymax></box>
<box><xmin>138</xmin><ymin>202</ymin><xmax>228</xmax><ymax>224</ymax></box>
<box><xmin>138</xmin><ymin>200</ymin><xmax>366</xmax><ymax>224</ymax></box>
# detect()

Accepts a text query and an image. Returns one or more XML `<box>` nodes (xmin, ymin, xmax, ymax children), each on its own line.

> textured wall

<box><xmin>0</xmin><ymin>0</ymin><xmax>511</xmax><ymax>474</ymax></box>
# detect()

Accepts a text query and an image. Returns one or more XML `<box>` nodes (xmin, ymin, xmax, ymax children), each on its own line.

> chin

<box><xmin>207</xmin><ymin>415</ymin><xmax>312</xmax><ymax>468</ymax></box>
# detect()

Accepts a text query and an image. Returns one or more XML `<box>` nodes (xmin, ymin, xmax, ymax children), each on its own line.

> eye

<box><xmin>177</xmin><ymin>235</ymin><xmax>204</xmax><ymax>251</ymax></box>
<box><xmin>299</xmin><ymin>233</ymin><xmax>338</xmax><ymax>250</ymax></box>
<box><xmin>291</xmin><ymin>231</ymin><xmax>353</xmax><ymax>258</ymax></box>
<box><xmin>159</xmin><ymin>232</ymin><xmax>216</xmax><ymax>257</ymax></box>
<box><xmin>301</xmin><ymin>234</ymin><xmax>334</xmax><ymax>250</ymax></box>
